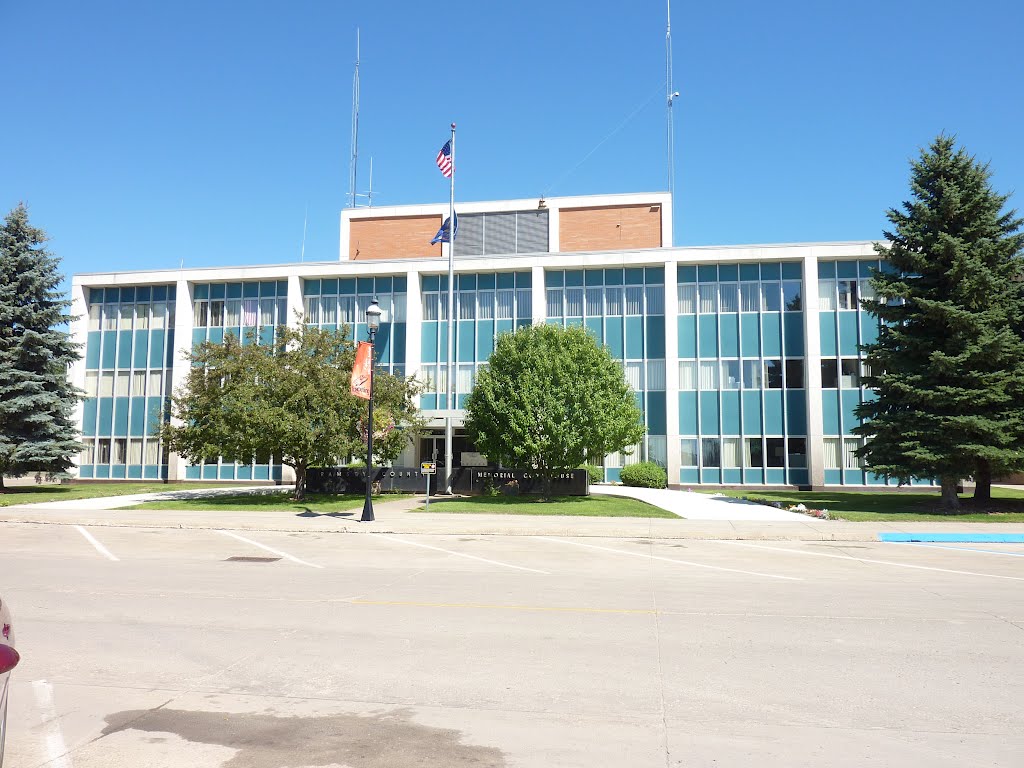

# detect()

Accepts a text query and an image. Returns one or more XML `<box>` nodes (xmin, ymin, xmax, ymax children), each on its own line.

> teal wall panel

<box><xmin>496</xmin><ymin>319</ymin><xmax>514</xmax><ymax>338</ymax></box>
<box><xmin>646</xmin><ymin>392</ymin><xmax>666</xmax><ymax>434</ymax></box>
<box><xmin>113</xmin><ymin>398</ymin><xmax>129</xmax><ymax>437</ymax></box>
<box><xmin>143</xmin><ymin>465</ymin><xmax>162</xmax><ymax>479</ymax></box>
<box><xmin>111</xmin><ymin>465</ymin><xmax>126</xmax><ymax>479</ymax></box>
<box><xmin>841</xmin><ymin>389</ymin><xmax>861</xmax><ymax>434</ymax></box>
<box><xmin>97</xmin><ymin>398</ymin><xmax>113</xmax><ymax>437</ymax></box>
<box><xmin>786</xmin><ymin>390</ymin><xmax>807</xmax><ymax>434</ymax></box>
<box><xmin>860</xmin><ymin>313</ymin><xmax>878</xmax><ymax>347</ymax></box>
<box><xmin>763</xmin><ymin>390</ymin><xmax>784</xmax><ymax>434</ymax></box>
<box><xmin>585</xmin><ymin>317</ymin><xmax>603</xmax><ymax>343</ymax></box>
<box><xmin>86</xmin><ymin>331</ymin><xmax>101</xmax><ymax>369</ymax></box>
<box><xmin>457</xmin><ymin>320</ymin><xmax>475</xmax><ymax>362</ymax></box>
<box><xmin>129</xmin><ymin>397</ymin><xmax>146</xmax><ymax>435</ymax></box>
<box><xmin>679</xmin><ymin>392</ymin><xmax>698</xmax><ymax>434</ymax></box>
<box><xmin>259</xmin><ymin>326</ymin><xmax>274</xmax><ymax>346</ymax></box>
<box><xmin>721</xmin><ymin>391</ymin><xmax>741</xmax><ymax>434</ymax></box>
<box><xmin>393</xmin><ymin>324</ymin><xmax>406</xmax><ymax>363</ymax></box>
<box><xmin>165</xmin><ymin>330</ymin><xmax>175</xmax><ymax>367</ymax></box>
<box><xmin>254</xmin><ymin>465</ymin><xmax>270</xmax><ymax>480</ymax></box>
<box><xmin>376</xmin><ymin>323</ymin><xmax>392</xmax><ymax>362</ymax></box>
<box><xmin>421</xmin><ymin>323</ymin><xmax>438</xmax><ymax>363</ymax></box>
<box><xmin>208</xmin><ymin>327</ymin><xmax>224</xmax><ymax>344</ymax></box>
<box><xmin>679</xmin><ymin>468</ymin><xmax>699</xmax><ymax>484</ymax></box>
<box><xmin>79</xmin><ymin>465</ymin><xmax>94</xmax><ymax>478</ymax></box>
<box><xmin>420</xmin><ymin>394</ymin><xmax>437</xmax><ymax>410</ymax></box>
<box><xmin>82</xmin><ymin>399</ymin><xmax>97</xmax><ymax>435</ymax></box>
<box><xmin>698</xmin><ymin>315</ymin><xmax>718</xmax><ymax>358</ymax></box>
<box><xmin>566</xmin><ymin>317</ymin><xmax>583</xmax><ymax>328</ymax></box>
<box><xmin>838</xmin><ymin>312</ymin><xmax>860</xmax><ymax>356</ymax></box>
<box><xmin>783</xmin><ymin>314</ymin><xmax>804</xmax><ymax>356</ymax></box>
<box><xmin>741</xmin><ymin>391</ymin><xmax>762</xmax><ymax>434</ymax></box>
<box><xmin>843</xmin><ymin>469</ymin><xmax>865</xmax><ymax>485</ymax></box>
<box><xmin>824</xmin><ymin>469</ymin><xmax>842</xmax><ymax>484</ymax></box>
<box><xmin>148</xmin><ymin>330</ymin><xmax>165</xmax><ymax>368</ymax></box>
<box><xmin>202</xmin><ymin>464</ymin><xmax>217</xmax><ymax>479</ymax></box>
<box><xmin>719</xmin><ymin>314</ymin><xmax>739</xmax><ymax>357</ymax></box>
<box><xmin>701</xmin><ymin>468</ymin><xmax>722</xmax><ymax>484</ymax></box>
<box><xmin>819</xmin><ymin>314</ymin><xmax>837</xmax><ymax>356</ymax></box>
<box><xmin>740</xmin><ymin>314</ymin><xmax>760</xmax><ymax>357</ymax></box>
<box><xmin>722</xmin><ymin>468</ymin><xmax>742</xmax><ymax>484</ymax></box>
<box><xmin>95</xmin><ymin>464</ymin><xmax>110</xmax><ymax>479</ymax></box>
<box><xmin>185</xmin><ymin>465</ymin><xmax>201</xmax><ymax>480</ymax></box>
<box><xmin>744</xmin><ymin>469</ymin><xmax>764</xmax><ymax>484</ymax></box>
<box><xmin>699</xmin><ymin>392</ymin><xmax>720</xmax><ymax>434</ymax></box>
<box><xmin>761</xmin><ymin>314</ymin><xmax>782</xmax><ymax>357</ymax></box>
<box><xmin>117</xmin><ymin>330</ymin><xmax>133</xmax><ymax>368</ymax></box>
<box><xmin>624</xmin><ymin>317</ymin><xmax>644</xmax><ymax>358</ymax></box>
<box><xmin>219</xmin><ymin>465</ymin><xmax>235</xmax><ymax>480</ymax></box>
<box><xmin>101</xmin><ymin>330</ymin><xmax>117</xmax><ymax>368</ymax></box>
<box><xmin>605</xmin><ymin>317</ymin><xmax>624</xmax><ymax>358</ymax></box>
<box><xmin>146</xmin><ymin>397</ymin><xmax>164</xmax><ymax>435</ymax></box>
<box><xmin>476</xmin><ymin>320</ymin><xmax>495</xmax><ymax>359</ymax></box>
<box><xmin>644</xmin><ymin>316</ymin><xmax>665</xmax><ymax>358</ymax></box>
<box><xmin>237</xmin><ymin>465</ymin><xmax>253</xmax><ymax>481</ymax></box>
<box><xmin>677</xmin><ymin>315</ymin><xmax>696</xmax><ymax>358</ymax></box>
<box><xmin>822</xmin><ymin>391</ymin><xmax>841</xmax><ymax>434</ymax></box>
<box><xmin>127</xmin><ymin>465</ymin><xmax>143</xmax><ymax>479</ymax></box>
<box><xmin>133</xmin><ymin>331</ymin><xmax>150</xmax><ymax>367</ymax></box>
<box><xmin>765</xmin><ymin>468</ymin><xmax>785</xmax><ymax>484</ymax></box>
<box><xmin>788</xmin><ymin>469</ymin><xmax>809</xmax><ymax>486</ymax></box>
<box><xmin>606</xmin><ymin>468</ymin><xmax>622</xmax><ymax>483</ymax></box>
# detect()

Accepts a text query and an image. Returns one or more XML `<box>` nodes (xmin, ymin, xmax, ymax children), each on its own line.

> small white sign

<box><xmin>420</xmin><ymin>461</ymin><xmax>436</xmax><ymax>475</ymax></box>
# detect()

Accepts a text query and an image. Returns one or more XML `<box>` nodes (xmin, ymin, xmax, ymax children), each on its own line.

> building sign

<box><xmin>306</xmin><ymin>466</ymin><xmax>589</xmax><ymax>496</ymax></box>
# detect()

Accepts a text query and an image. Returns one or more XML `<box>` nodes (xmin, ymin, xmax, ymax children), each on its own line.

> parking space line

<box><xmin>535</xmin><ymin>537</ymin><xmax>801</xmax><ymax>581</ymax></box>
<box><xmin>719</xmin><ymin>541</ymin><xmax>1024</xmax><ymax>581</ymax></box>
<box><xmin>370</xmin><ymin>534</ymin><xmax>550</xmax><ymax>574</ymax></box>
<box><xmin>73</xmin><ymin>525</ymin><xmax>118</xmax><ymax>561</ymax></box>
<box><xmin>32</xmin><ymin>680</ymin><xmax>74</xmax><ymax>768</ymax></box>
<box><xmin>890</xmin><ymin>542</ymin><xmax>1024</xmax><ymax>558</ymax></box>
<box><xmin>216</xmin><ymin>530</ymin><xmax>324</xmax><ymax>569</ymax></box>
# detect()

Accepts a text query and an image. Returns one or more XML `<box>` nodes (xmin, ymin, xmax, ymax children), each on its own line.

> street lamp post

<box><xmin>360</xmin><ymin>297</ymin><xmax>383</xmax><ymax>522</ymax></box>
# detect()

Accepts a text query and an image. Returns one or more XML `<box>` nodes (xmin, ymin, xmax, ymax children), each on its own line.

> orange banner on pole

<box><xmin>350</xmin><ymin>342</ymin><xmax>372</xmax><ymax>400</ymax></box>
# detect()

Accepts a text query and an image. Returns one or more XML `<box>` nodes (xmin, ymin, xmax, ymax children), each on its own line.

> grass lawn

<box><xmin>0</xmin><ymin>481</ymin><xmax>233</xmax><ymax>507</ymax></box>
<box><xmin>715</xmin><ymin>487</ymin><xmax>1024</xmax><ymax>522</ymax></box>
<box><xmin>413</xmin><ymin>495</ymin><xmax>678</xmax><ymax>518</ymax></box>
<box><xmin>125</xmin><ymin>492</ymin><xmax>412</xmax><ymax>514</ymax></box>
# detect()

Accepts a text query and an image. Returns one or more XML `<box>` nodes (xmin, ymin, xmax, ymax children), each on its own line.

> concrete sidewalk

<box><xmin>4</xmin><ymin>492</ymin><xmax>1024</xmax><ymax>541</ymax></box>
<box><xmin>589</xmin><ymin>484</ymin><xmax>808</xmax><ymax>521</ymax></box>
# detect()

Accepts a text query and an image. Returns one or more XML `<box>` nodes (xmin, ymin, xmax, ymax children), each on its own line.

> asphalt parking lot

<box><xmin>3</xmin><ymin>521</ymin><xmax>1023</xmax><ymax>767</ymax></box>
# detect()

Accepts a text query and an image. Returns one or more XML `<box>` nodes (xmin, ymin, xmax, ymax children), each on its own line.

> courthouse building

<box><xmin>69</xmin><ymin>192</ymin><xmax>894</xmax><ymax>488</ymax></box>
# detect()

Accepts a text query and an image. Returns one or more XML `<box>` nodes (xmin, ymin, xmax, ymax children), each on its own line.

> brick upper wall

<box><xmin>349</xmin><ymin>215</ymin><xmax>444</xmax><ymax>260</ymax></box>
<box><xmin>558</xmin><ymin>204</ymin><xmax>663</xmax><ymax>252</ymax></box>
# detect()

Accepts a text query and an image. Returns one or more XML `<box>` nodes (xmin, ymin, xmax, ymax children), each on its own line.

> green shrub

<box><xmin>579</xmin><ymin>464</ymin><xmax>604</xmax><ymax>484</ymax></box>
<box><xmin>619</xmin><ymin>462</ymin><xmax>667</xmax><ymax>489</ymax></box>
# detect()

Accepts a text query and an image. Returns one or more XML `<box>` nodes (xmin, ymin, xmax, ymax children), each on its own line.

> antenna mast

<box><xmin>348</xmin><ymin>29</ymin><xmax>360</xmax><ymax>209</ymax></box>
<box><xmin>666</xmin><ymin>1</ymin><xmax>679</xmax><ymax>211</ymax></box>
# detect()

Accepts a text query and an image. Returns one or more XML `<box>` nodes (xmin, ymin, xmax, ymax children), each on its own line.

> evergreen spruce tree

<box><xmin>0</xmin><ymin>204</ymin><xmax>81</xmax><ymax>489</ymax></box>
<box><xmin>854</xmin><ymin>137</ymin><xmax>1024</xmax><ymax>511</ymax></box>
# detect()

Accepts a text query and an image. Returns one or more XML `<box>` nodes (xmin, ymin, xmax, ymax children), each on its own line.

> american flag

<box><xmin>435</xmin><ymin>140</ymin><xmax>453</xmax><ymax>178</ymax></box>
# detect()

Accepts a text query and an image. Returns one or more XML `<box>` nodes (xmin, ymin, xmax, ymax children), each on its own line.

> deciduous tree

<box><xmin>464</xmin><ymin>324</ymin><xmax>645</xmax><ymax>499</ymax></box>
<box><xmin>162</xmin><ymin>324</ymin><xmax>421</xmax><ymax>500</ymax></box>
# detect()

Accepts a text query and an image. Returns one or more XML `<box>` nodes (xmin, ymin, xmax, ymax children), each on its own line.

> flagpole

<box><xmin>444</xmin><ymin>122</ymin><xmax>456</xmax><ymax>494</ymax></box>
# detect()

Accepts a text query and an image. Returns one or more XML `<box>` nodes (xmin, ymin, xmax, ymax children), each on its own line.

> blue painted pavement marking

<box><xmin>878</xmin><ymin>532</ymin><xmax>1024</xmax><ymax>543</ymax></box>
<box><xmin>892</xmin><ymin>542</ymin><xmax>1024</xmax><ymax>558</ymax></box>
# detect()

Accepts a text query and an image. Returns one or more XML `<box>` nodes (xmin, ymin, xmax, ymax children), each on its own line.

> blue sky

<box><xmin>3</xmin><ymin>0</ymin><xmax>1022</xmax><ymax>291</ymax></box>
